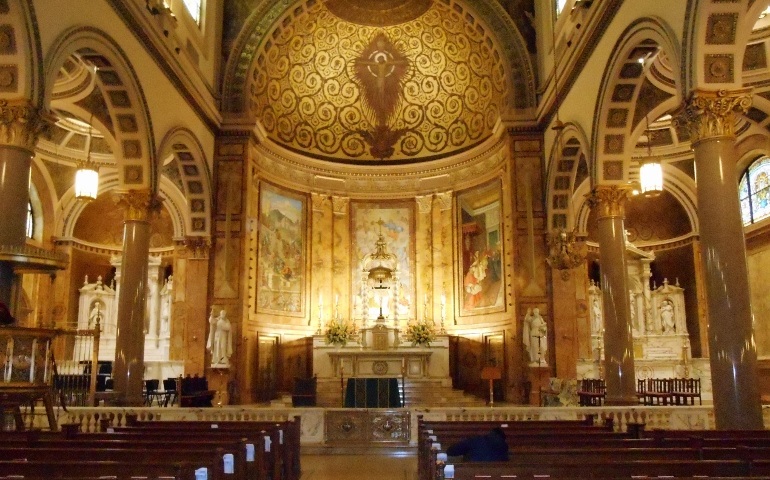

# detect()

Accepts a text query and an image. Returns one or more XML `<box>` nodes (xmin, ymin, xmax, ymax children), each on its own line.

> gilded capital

<box><xmin>416</xmin><ymin>195</ymin><xmax>432</xmax><ymax>214</ymax></box>
<box><xmin>586</xmin><ymin>185</ymin><xmax>631</xmax><ymax>220</ymax></box>
<box><xmin>114</xmin><ymin>189</ymin><xmax>163</xmax><ymax>222</ymax></box>
<box><xmin>434</xmin><ymin>191</ymin><xmax>453</xmax><ymax>211</ymax></box>
<box><xmin>677</xmin><ymin>88</ymin><xmax>752</xmax><ymax>145</ymax></box>
<box><xmin>331</xmin><ymin>196</ymin><xmax>349</xmax><ymax>216</ymax></box>
<box><xmin>0</xmin><ymin>99</ymin><xmax>47</xmax><ymax>150</ymax></box>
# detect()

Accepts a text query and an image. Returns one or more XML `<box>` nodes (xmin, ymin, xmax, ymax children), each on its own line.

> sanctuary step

<box><xmin>314</xmin><ymin>378</ymin><xmax>485</xmax><ymax>407</ymax></box>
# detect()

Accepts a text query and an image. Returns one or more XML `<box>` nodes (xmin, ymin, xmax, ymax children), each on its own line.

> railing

<box><xmin>51</xmin><ymin>319</ymin><xmax>101</xmax><ymax>407</ymax></box>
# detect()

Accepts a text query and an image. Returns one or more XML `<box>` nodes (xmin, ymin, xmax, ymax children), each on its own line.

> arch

<box><xmin>0</xmin><ymin>1</ymin><xmax>43</xmax><ymax>105</ymax></box>
<box><xmin>545</xmin><ymin>122</ymin><xmax>592</xmax><ymax>232</ymax></box>
<box><xmin>591</xmin><ymin>17</ymin><xmax>683</xmax><ymax>185</ymax></box>
<box><xmin>220</xmin><ymin>0</ymin><xmax>536</xmax><ymax>117</ymax></box>
<box><xmin>155</xmin><ymin>127</ymin><xmax>213</xmax><ymax>236</ymax></box>
<box><xmin>43</xmin><ymin>27</ymin><xmax>157</xmax><ymax>194</ymax></box>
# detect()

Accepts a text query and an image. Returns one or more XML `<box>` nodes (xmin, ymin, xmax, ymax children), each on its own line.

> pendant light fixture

<box><xmin>74</xmin><ymin>112</ymin><xmax>99</xmax><ymax>201</ymax></box>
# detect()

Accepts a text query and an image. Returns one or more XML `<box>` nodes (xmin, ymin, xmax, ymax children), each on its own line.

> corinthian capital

<box><xmin>114</xmin><ymin>189</ymin><xmax>163</xmax><ymax>221</ymax></box>
<box><xmin>677</xmin><ymin>88</ymin><xmax>752</xmax><ymax>145</ymax></box>
<box><xmin>0</xmin><ymin>99</ymin><xmax>47</xmax><ymax>150</ymax></box>
<box><xmin>586</xmin><ymin>185</ymin><xmax>631</xmax><ymax>220</ymax></box>
<box><xmin>182</xmin><ymin>235</ymin><xmax>211</xmax><ymax>259</ymax></box>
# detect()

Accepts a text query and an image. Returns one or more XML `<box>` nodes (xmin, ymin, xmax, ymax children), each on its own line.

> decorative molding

<box><xmin>435</xmin><ymin>191</ymin><xmax>453</xmax><ymax>211</ymax></box>
<box><xmin>586</xmin><ymin>185</ymin><xmax>632</xmax><ymax>220</ymax></box>
<box><xmin>677</xmin><ymin>88</ymin><xmax>752</xmax><ymax>144</ymax></box>
<box><xmin>114</xmin><ymin>189</ymin><xmax>163</xmax><ymax>222</ymax></box>
<box><xmin>0</xmin><ymin>99</ymin><xmax>46</xmax><ymax>150</ymax></box>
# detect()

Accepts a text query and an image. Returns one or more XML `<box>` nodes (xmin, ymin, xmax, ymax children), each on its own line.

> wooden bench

<box><xmin>637</xmin><ymin>377</ymin><xmax>674</xmax><ymax>405</ymax></box>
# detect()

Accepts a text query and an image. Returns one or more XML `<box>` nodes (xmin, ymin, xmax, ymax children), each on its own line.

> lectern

<box><xmin>481</xmin><ymin>366</ymin><xmax>501</xmax><ymax>407</ymax></box>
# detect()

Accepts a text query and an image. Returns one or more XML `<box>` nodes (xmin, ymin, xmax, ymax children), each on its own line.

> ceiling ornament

<box><xmin>248</xmin><ymin>1</ymin><xmax>507</xmax><ymax>162</ymax></box>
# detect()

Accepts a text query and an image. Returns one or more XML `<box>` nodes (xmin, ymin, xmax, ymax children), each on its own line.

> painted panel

<box><xmin>257</xmin><ymin>183</ymin><xmax>306</xmax><ymax>316</ymax></box>
<box><xmin>457</xmin><ymin>181</ymin><xmax>505</xmax><ymax>315</ymax></box>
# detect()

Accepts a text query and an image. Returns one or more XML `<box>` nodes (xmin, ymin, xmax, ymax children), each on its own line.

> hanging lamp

<box><xmin>74</xmin><ymin>113</ymin><xmax>99</xmax><ymax>201</ymax></box>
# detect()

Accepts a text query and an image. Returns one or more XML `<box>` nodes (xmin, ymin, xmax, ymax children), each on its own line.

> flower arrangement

<box><xmin>406</xmin><ymin>320</ymin><xmax>436</xmax><ymax>347</ymax></box>
<box><xmin>324</xmin><ymin>318</ymin><xmax>356</xmax><ymax>346</ymax></box>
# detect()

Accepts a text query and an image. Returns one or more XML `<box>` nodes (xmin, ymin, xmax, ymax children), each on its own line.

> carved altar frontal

<box><xmin>324</xmin><ymin>409</ymin><xmax>410</xmax><ymax>445</ymax></box>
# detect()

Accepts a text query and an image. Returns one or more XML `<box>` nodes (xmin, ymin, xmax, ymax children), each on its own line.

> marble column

<box><xmin>112</xmin><ymin>190</ymin><xmax>161</xmax><ymax>406</ymax></box>
<box><xmin>679</xmin><ymin>88</ymin><xmax>762</xmax><ymax>429</ymax></box>
<box><xmin>587</xmin><ymin>185</ymin><xmax>637</xmax><ymax>405</ymax></box>
<box><xmin>0</xmin><ymin>100</ymin><xmax>45</xmax><ymax>307</ymax></box>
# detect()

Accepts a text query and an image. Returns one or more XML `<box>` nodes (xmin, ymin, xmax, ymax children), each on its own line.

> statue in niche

<box><xmin>592</xmin><ymin>297</ymin><xmax>603</xmax><ymax>334</ymax></box>
<box><xmin>89</xmin><ymin>301</ymin><xmax>104</xmax><ymax>327</ymax></box>
<box><xmin>660</xmin><ymin>299</ymin><xmax>675</xmax><ymax>333</ymax></box>
<box><xmin>207</xmin><ymin>309</ymin><xmax>233</xmax><ymax>367</ymax></box>
<box><xmin>523</xmin><ymin>307</ymin><xmax>548</xmax><ymax>366</ymax></box>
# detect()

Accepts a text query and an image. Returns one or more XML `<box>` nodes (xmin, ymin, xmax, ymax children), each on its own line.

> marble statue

<box><xmin>660</xmin><ymin>299</ymin><xmax>675</xmax><ymax>333</ymax></box>
<box><xmin>523</xmin><ymin>307</ymin><xmax>548</xmax><ymax>366</ymax></box>
<box><xmin>207</xmin><ymin>308</ymin><xmax>233</xmax><ymax>367</ymax></box>
<box><xmin>592</xmin><ymin>297</ymin><xmax>603</xmax><ymax>334</ymax></box>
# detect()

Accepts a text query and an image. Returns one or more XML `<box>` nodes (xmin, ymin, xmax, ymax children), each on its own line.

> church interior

<box><xmin>4</xmin><ymin>0</ymin><xmax>770</xmax><ymax>462</ymax></box>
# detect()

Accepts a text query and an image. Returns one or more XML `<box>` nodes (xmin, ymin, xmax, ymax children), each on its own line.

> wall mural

<box><xmin>351</xmin><ymin>202</ymin><xmax>414</xmax><ymax>321</ymax></box>
<box><xmin>257</xmin><ymin>183</ymin><xmax>306</xmax><ymax>316</ymax></box>
<box><xmin>248</xmin><ymin>1</ymin><xmax>507</xmax><ymax>161</ymax></box>
<box><xmin>457</xmin><ymin>181</ymin><xmax>504</xmax><ymax>315</ymax></box>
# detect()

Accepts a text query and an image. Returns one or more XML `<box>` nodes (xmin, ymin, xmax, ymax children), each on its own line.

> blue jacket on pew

<box><xmin>446</xmin><ymin>427</ymin><xmax>509</xmax><ymax>461</ymax></box>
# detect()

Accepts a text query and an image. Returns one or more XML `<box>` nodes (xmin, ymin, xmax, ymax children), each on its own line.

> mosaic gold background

<box><xmin>249</xmin><ymin>1</ymin><xmax>507</xmax><ymax>162</ymax></box>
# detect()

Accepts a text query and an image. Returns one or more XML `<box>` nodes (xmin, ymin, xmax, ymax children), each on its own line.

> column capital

<box><xmin>0</xmin><ymin>99</ymin><xmax>47</xmax><ymax>150</ymax></box>
<box><xmin>331</xmin><ymin>195</ymin><xmax>349</xmax><ymax>216</ymax></box>
<box><xmin>434</xmin><ymin>191</ymin><xmax>453</xmax><ymax>211</ymax></box>
<box><xmin>114</xmin><ymin>189</ymin><xmax>163</xmax><ymax>222</ymax></box>
<box><xmin>182</xmin><ymin>235</ymin><xmax>211</xmax><ymax>259</ymax></box>
<box><xmin>415</xmin><ymin>195</ymin><xmax>432</xmax><ymax>214</ymax></box>
<box><xmin>677</xmin><ymin>88</ymin><xmax>752</xmax><ymax>145</ymax></box>
<box><xmin>586</xmin><ymin>185</ymin><xmax>631</xmax><ymax>220</ymax></box>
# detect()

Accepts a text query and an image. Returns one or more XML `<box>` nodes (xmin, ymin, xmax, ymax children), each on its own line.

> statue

<box><xmin>591</xmin><ymin>297</ymin><xmax>603</xmax><ymax>334</ymax></box>
<box><xmin>88</xmin><ymin>302</ymin><xmax>104</xmax><ymax>329</ymax></box>
<box><xmin>207</xmin><ymin>309</ymin><xmax>233</xmax><ymax>367</ymax></box>
<box><xmin>522</xmin><ymin>307</ymin><xmax>547</xmax><ymax>366</ymax></box>
<box><xmin>660</xmin><ymin>299</ymin><xmax>675</xmax><ymax>333</ymax></box>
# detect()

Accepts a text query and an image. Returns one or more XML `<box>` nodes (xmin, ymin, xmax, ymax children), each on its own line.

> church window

<box><xmin>26</xmin><ymin>201</ymin><xmax>33</xmax><ymax>239</ymax></box>
<box><xmin>739</xmin><ymin>156</ymin><xmax>770</xmax><ymax>226</ymax></box>
<box><xmin>182</xmin><ymin>0</ymin><xmax>202</xmax><ymax>24</ymax></box>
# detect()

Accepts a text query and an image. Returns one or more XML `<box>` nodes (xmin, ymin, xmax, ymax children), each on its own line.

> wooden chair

<box><xmin>672</xmin><ymin>378</ymin><xmax>702</xmax><ymax>405</ymax></box>
<box><xmin>577</xmin><ymin>379</ymin><xmax>606</xmax><ymax>406</ymax></box>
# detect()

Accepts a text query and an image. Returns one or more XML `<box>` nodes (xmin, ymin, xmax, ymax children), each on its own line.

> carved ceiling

<box><xmin>247</xmin><ymin>0</ymin><xmax>509</xmax><ymax>162</ymax></box>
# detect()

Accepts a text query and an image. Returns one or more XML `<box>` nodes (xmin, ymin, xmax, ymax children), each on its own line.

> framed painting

<box><xmin>457</xmin><ymin>180</ymin><xmax>505</xmax><ymax>316</ymax></box>
<box><xmin>351</xmin><ymin>201</ymin><xmax>414</xmax><ymax>321</ymax></box>
<box><xmin>257</xmin><ymin>183</ymin><xmax>306</xmax><ymax>316</ymax></box>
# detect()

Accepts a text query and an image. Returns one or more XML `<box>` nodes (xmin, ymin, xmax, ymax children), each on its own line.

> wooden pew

<box><xmin>0</xmin><ymin>459</ymin><xmax>194</xmax><ymax>479</ymax></box>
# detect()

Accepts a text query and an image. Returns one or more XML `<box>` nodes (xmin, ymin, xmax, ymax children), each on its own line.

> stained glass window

<box><xmin>26</xmin><ymin>202</ymin><xmax>33</xmax><ymax>239</ymax></box>
<box><xmin>183</xmin><ymin>0</ymin><xmax>201</xmax><ymax>24</ymax></box>
<box><xmin>739</xmin><ymin>156</ymin><xmax>770</xmax><ymax>226</ymax></box>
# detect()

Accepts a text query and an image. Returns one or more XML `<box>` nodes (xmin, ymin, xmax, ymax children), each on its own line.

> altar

<box><xmin>312</xmin><ymin>322</ymin><xmax>452</xmax><ymax>407</ymax></box>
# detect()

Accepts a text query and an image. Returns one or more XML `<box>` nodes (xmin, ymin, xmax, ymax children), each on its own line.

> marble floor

<box><xmin>300</xmin><ymin>453</ymin><xmax>417</xmax><ymax>480</ymax></box>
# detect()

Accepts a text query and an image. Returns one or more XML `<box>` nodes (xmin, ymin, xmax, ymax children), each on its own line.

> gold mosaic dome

<box><xmin>248</xmin><ymin>0</ymin><xmax>509</xmax><ymax>163</ymax></box>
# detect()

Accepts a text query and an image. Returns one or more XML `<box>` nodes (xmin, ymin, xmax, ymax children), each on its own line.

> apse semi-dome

<box><xmin>248</xmin><ymin>0</ymin><xmax>509</xmax><ymax>163</ymax></box>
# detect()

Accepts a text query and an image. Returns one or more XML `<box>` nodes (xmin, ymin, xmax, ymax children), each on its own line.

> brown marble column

<box><xmin>112</xmin><ymin>190</ymin><xmax>161</xmax><ymax>406</ymax></box>
<box><xmin>679</xmin><ymin>89</ymin><xmax>762</xmax><ymax>429</ymax></box>
<box><xmin>0</xmin><ymin>100</ymin><xmax>45</xmax><ymax>307</ymax></box>
<box><xmin>587</xmin><ymin>185</ymin><xmax>637</xmax><ymax>405</ymax></box>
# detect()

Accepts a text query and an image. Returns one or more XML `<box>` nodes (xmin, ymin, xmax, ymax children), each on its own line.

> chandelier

<box><xmin>545</xmin><ymin>229</ymin><xmax>585</xmax><ymax>280</ymax></box>
<box><xmin>74</xmin><ymin>114</ymin><xmax>99</xmax><ymax>201</ymax></box>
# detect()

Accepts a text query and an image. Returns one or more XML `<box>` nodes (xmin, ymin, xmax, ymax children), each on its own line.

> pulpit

<box><xmin>0</xmin><ymin>327</ymin><xmax>60</xmax><ymax>431</ymax></box>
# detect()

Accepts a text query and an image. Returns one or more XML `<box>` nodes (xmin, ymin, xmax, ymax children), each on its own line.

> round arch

<box><xmin>545</xmin><ymin>122</ymin><xmax>592</xmax><ymax>232</ymax></box>
<box><xmin>43</xmin><ymin>26</ymin><xmax>156</xmax><ymax>194</ymax></box>
<box><xmin>155</xmin><ymin>127</ymin><xmax>213</xmax><ymax>237</ymax></box>
<box><xmin>591</xmin><ymin>17</ymin><xmax>682</xmax><ymax>185</ymax></box>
